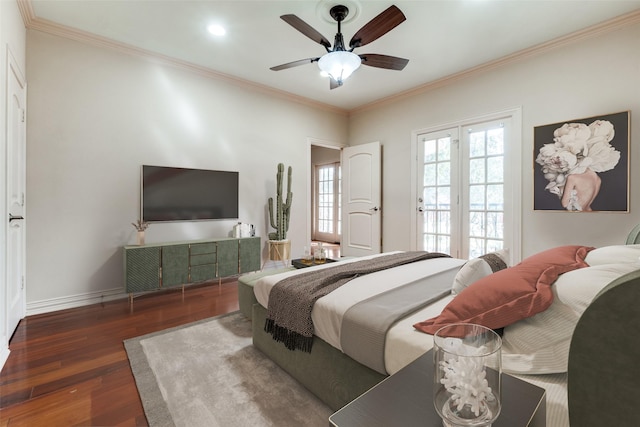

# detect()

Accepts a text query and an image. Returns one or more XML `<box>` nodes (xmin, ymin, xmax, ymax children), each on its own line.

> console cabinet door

<box><xmin>239</xmin><ymin>237</ymin><xmax>261</xmax><ymax>273</ymax></box>
<box><xmin>124</xmin><ymin>247</ymin><xmax>161</xmax><ymax>292</ymax></box>
<box><xmin>162</xmin><ymin>244</ymin><xmax>189</xmax><ymax>287</ymax></box>
<box><xmin>190</xmin><ymin>242</ymin><xmax>217</xmax><ymax>282</ymax></box>
<box><xmin>217</xmin><ymin>240</ymin><xmax>239</xmax><ymax>277</ymax></box>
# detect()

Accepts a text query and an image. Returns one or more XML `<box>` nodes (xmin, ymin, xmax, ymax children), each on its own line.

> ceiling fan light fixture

<box><xmin>318</xmin><ymin>51</ymin><xmax>361</xmax><ymax>84</ymax></box>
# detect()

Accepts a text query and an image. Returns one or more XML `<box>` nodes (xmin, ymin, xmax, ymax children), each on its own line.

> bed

<box><xmin>247</xmin><ymin>242</ymin><xmax>640</xmax><ymax>426</ymax></box>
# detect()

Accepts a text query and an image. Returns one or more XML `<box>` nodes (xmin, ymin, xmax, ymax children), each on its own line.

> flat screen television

<box><xmin>141</xmin><ymin>165</ymin><xmax>239</xmax><ymax>222</ymax></box>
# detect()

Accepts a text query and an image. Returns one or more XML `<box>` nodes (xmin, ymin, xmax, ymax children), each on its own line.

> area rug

<box><xmin>124</xmin><ymin>312</ymin><xmax>333</xmax><ymax>427</ymax></box>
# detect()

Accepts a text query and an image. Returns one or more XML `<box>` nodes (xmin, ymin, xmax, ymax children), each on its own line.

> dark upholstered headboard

<box><xmin>567</xmin><ymin>268</ymin><xmax>640</xmax><ymax>426</ymax></box>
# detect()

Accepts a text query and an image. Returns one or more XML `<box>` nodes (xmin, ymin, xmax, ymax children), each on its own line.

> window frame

<box><xmin>313</xmin><ymin>162</ymin><xmax>341</xmax><ymax>243</ymax></box>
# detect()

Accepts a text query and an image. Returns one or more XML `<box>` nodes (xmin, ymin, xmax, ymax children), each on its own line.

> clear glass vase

<box><xmin>433</xmin><ymin>323</ymin><xmax>502</xmax><ymax>427</ymax></box>
<box><xmin>314</xmin><ymin>242</ymin><xmax>326</xmax><ymax>264</ymax></box>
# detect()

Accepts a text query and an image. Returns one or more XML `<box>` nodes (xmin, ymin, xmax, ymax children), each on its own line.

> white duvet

<box><xmin>253</xmin><ymin>252</ymin><xmax>466</xmax><ymax>374</ymax></box>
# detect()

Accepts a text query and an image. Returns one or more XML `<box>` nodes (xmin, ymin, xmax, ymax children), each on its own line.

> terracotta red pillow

<box><xmin>414</xmin><ymin>245</ymin><xmax>594</xmax><ymax>334</ymax></box>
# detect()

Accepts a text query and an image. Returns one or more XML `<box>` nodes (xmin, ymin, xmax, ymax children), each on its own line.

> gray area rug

<box><xmin>124</xmin><ymin>312</ymin><xmax>332</xmax><ymax>426</ymax></box>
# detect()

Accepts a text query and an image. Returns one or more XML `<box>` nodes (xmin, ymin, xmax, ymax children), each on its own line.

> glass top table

<box><xmin>329</xmin><ymin>349</ymin><xmax>546</xmax><ymax>427</ymax></box>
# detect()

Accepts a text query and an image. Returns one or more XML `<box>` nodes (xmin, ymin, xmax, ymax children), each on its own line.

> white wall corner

<box><xmin>0</xmin><ymin>341</ymin><xmax>10</xmax><ymax>373</ymax></box>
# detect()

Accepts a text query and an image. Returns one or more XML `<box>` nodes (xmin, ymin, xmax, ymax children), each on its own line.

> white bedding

<box><xmin>254</xmin><ymin>252</ymin><xmax>466</xmax><ymax>373</ymax></box>
<box><xmin>254</xmin><ymin>252</ymin><xmax>569</xmax><ymax>426</ymax></box>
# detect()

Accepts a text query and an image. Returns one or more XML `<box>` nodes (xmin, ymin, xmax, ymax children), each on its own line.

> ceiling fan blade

<box><xmin>349</xmin><ymin>5</ymin><xmax>406</xmax><ymax>49</ymax></box>
<box><xmin>359</xmin><ymin>54</ymin><xmax>409</xmax><ymax>70</ymax></box>
<box><xmin>270</xmin><ymin>57</ymin><xmax>320</xmax><ymax>71</ymax></box>
<box><xmin>281</xmin><ymin>14</ymin><xmax>332</xmax><ymax>49</ymax></box>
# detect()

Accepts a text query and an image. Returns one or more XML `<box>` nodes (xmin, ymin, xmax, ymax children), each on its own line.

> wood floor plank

<box><xmin>0</xmin><ymin>279</ymin><xmax>240</xmax><ymax>426</ymax></box>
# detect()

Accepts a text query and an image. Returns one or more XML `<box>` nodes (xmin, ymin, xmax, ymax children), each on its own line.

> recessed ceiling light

<box><xmin>207</xmin><ymin>24</ymin><xmax>226</xmax><ymax>36</ymax></box>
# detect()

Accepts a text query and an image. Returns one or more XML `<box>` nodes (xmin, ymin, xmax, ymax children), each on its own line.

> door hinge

<box><xmin>20</xmin><ymin>108</ymin><xmax>25</xmax><ymax>123</ymax></box>
<box><xmin>21</xmin><ymin>276</ymin><xmax>25</xmax><ymax>290</ymax></box>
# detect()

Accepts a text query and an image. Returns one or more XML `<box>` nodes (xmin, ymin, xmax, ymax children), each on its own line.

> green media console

<box><xmin>123</xmin><ymin>237</ymin><xmax>260</xmax><ymax>302</ymax></box>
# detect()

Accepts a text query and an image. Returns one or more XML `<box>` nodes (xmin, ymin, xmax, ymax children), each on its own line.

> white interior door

<box><xmin>341</xmin><ymin>141</ymin><xmax>381</xmax><ymax>257</ymax></box>
<box><xmin>6</xmin><ymin>50</ymin><xmax>27</xmax><ymax>338</ymax></box>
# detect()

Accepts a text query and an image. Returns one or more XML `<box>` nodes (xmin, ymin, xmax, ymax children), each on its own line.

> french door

<box><xmin>415</xmin><ymin>112</ymin><xmax>520</xmax><ymax>260</ymax></box>
<box><xmin>313</xmin><ymin>162</ymin><xmax>341</xmax><ymax>243</ymax></box>
<box><xmin>416</xmin><ymin>128</ymin><xmax>459</xmax><ymax>256</ymax></box>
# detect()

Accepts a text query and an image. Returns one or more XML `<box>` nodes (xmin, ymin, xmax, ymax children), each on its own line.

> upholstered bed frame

<box><xmin>252</xmin><ymin>303</ymin><xmax>384</xmax><ymax>410</ymax></box>
<box><xmin>567</xmin><ymin>267</ymin><xmax>640</xmax><ymax>426</ymax></box>
<box><xmin>245</xmin><ymin>237</ymin><xmax>640</xmax><ymax>425</ymax></box>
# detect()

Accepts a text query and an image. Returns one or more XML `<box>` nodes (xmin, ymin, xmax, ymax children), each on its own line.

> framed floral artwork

<box><xmin>533</xmin><ymin>111</ymin><xmax>629</xmax><ymax>212</ymax></box>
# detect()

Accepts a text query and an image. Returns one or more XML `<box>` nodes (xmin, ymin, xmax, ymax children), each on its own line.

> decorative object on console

<box><xmin>233</xmin><ymin>222</ymin><xmax>254</xmax><ymax>238</ymax></box>
<box><xmin>268</xmin><ymin>163</ymin><xmax>293</xmax><ymax>261</ymax></box>
<box><xmin>533</xmin><ymin>111</ymin><xmax>629</xmax><ymax>212</ymax></box>
<box><xmin>131</xmin><ymin>219</ymin><xmax>149</xmax><ymax>245</ymax></box>
<box><xmin>434</xmin><ymin>323</ymin><xmax>502</xmax><ymax>427</ymax></box>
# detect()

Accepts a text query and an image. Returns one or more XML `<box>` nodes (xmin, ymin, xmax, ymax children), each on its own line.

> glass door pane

<box><xmin>463</xmin><ymin>121</ymin><xmax>505</xmax><ymax>258</ymax></box>
<box><xmin>314</xmin><ymin>163</ymin><xmax>341</xmax><ymax>242</ymax></box>
<box><xmin>417</xmin><ymin>128</ymin><xmax>459</xmax><ymax>256</ymax></box>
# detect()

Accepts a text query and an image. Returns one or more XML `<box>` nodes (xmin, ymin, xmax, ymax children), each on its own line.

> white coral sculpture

<box><xmin>440</xmin><ymin>356</ymin><xmax>493</xmax><ymax>417</ymax></box>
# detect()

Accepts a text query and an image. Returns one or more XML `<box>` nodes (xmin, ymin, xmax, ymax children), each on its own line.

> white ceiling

<box><xmin>27</xmin><ymin>0</ymin><xmax>640</xmax><ymax>111</ymax></box>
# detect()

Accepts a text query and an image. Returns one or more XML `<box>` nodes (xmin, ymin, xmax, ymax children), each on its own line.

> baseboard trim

<box><xmin>26</xmin><ymin>288</ymin><xmax>127</xmax><ymax>316</ymax></box>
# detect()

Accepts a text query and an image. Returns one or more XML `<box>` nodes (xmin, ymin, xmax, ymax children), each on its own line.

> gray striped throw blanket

<box><xmin>264</xmin><ymin>251</ymin><xmax>451</xmax><ymax>352</ymax></box>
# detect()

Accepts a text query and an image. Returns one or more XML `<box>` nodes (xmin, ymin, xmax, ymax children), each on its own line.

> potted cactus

<box><xmin>268</xmin><ymin>163</ymin><xmax>292</xmax><ymax>261</ymax></box>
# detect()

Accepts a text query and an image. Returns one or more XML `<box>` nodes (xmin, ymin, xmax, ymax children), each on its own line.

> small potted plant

<box><xmin>131</xmin><ymin>219</ymin><xmax>149</xmax><ymax>245</ymax></box>
<box><xmin>268</xmin><ymin>163</ymin><xmax>292</xmax><ymax>260</ymax></box>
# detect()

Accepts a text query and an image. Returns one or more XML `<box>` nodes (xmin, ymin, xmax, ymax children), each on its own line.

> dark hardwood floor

<box><xmin>0</xmin><ymin>279</ymin><xmax>240</xmax><ymax>426</ymax></box>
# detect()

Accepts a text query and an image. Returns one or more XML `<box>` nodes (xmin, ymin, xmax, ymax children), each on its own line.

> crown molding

<box><xmin>17</xmin><ymin>0</ymin><xmax>349</xmax><ymax>116</ymax></box>
<box><xmin>17</xmin><ymin>1</ymin><xmax>640</xmax><ymax>116</ymax></box>
<box><xmin>350</xmin><ymin>8</ymin><xmax>640</xmax><ymax>115</ymax></box>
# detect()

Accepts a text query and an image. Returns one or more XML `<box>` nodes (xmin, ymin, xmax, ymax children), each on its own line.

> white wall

<box><xmin>1</xmin><ymin>0</ymin><xmax>26</xmax><ymax>369</ymax></box>
<box><xmin>22</xmin><ymin>18</ymin><xmax>640</xmax><ymax>315</ymax></box>
<box><xmin>349</xmin><ymin>22</ymin><xmax>640</xmax><ymax>258</ymax></box>
<box><xmin>25</xmin><ymin>30</ymin><xmax>348</xmax><ymax>313</ymax></box>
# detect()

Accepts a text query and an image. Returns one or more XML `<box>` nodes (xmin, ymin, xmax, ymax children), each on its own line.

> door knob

<box><xmin>9</xmin><ymin>214</ymin><xmax>24</xmax><ymax>222</ymax></box>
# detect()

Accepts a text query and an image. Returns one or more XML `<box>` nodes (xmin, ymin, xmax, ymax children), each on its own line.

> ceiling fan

<box><xmin>270</xmin><ymin>4</ymin><xmax>409</xmax><ymax>89</ymax></box>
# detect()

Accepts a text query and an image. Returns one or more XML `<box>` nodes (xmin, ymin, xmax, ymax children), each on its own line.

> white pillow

<box><xmin>451</xmin><ymin>249</ymin><xmax>510</xmax><ymax>295</ymax></box>
<box><xmin>501</xmin><ymin>262</ymin><xmax>640</xmax><ymax>374</ymax></box>
<box><xmin>585</xmin><ymin>244</ymin><xmax>640</xmax><ymax>266</ymax></box>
